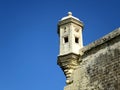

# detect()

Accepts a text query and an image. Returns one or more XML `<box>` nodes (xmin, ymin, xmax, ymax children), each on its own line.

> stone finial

<box><xmin>68</xmin><ymin>12</ymin><xmax>72</xmax><ymax>16</ymax></box>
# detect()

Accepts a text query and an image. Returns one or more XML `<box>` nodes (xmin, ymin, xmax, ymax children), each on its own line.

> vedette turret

<box><xmin>57</xmin><ymin>12</ymin><xmax>84</xmax><ymax>84</ymax></box>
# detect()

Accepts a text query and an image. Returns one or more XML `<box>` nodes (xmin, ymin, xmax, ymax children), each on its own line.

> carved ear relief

<box><xmin>75</xmin><ymin>28</ymin><xmax>79</xmax><ymax>32</ymax></box>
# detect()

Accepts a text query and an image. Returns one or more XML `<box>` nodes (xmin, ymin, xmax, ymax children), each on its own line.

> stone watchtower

<box><xmin>57</xmin><ymin>12</ymin><xmax>84</xmax><ymax>84</ymax></box>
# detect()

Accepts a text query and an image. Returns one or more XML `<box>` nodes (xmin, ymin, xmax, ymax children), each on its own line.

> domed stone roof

<box><xmin>61</xmin><ymin>12</ymin><xmax>80</xmax><ymax>21</ymax></box>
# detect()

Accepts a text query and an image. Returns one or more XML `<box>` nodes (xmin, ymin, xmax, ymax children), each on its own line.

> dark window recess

<box><xmin>75</xmin><ymin>37</ymin><xmax>79</xmax><ymax>43</ymax></box>
<box><xmin>64</xmin><ymin>37</ymin><xmax>68</xmax><ymax>43</ymax></box>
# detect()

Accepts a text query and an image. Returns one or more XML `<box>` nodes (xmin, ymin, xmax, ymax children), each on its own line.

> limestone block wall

<box><xmin>64</xmin><ymin>28</ymin><xmax>120</xmax><ymax>90</ymax></box>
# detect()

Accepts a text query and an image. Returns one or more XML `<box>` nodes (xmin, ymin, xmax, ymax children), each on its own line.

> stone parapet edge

<box><xmin>81</xmin><ymin>27</ymin><xmax>120</xmax><ymax>53</ymax></box>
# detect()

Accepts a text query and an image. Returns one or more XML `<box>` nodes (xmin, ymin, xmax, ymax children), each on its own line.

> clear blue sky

<box><xmin>0</xmin><ymin>0</ymin><xmax>120</xmax><ymax>90</ymax></box>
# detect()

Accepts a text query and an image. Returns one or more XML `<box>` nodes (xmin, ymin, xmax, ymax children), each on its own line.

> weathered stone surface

<box><xmin>57</xmin><ymin>12</ymin><xmax>84</xmax><ymax>85</ymax></box>
<box><xmin>57</xmin><ymin>53</ymin><xmax>80</xmax><ymax>84</ymax></box>
<box><xmin>64</xmin><ymin>28</ymin><xmax>120</xmax><ymax>90</ymax></box>
<box><xmin>57</xmin><ymin>12</ymin><xmax>83</xmax><ymax>56</ymax></box>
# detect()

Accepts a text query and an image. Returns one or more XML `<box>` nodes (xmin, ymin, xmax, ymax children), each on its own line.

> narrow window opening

<box><xmin>64</xmin><ymin>36</ymin><xmax>68</xmax><ymax>43</ymax></box>
<box><xmin>75</xmin><ymin>37</ymin><xmax>79</xmax><ymax>43</ymax></box>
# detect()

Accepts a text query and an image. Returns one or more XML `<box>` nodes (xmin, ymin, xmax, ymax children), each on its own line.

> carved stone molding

<box><xmin>57</xmin><ymin>53</ymin><xmax>80</xmax><ymax>84</ymax></box>
<box><xmin>57</xmin><ymin>18</ymin><xmax>84</xmax><ymax>34</ymax></box>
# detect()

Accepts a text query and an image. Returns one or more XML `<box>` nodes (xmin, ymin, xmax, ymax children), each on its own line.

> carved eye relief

<box><xmin>64</xmin><ymin>27</ymin><xmax>67</xmax><ymax>33</ymax></box>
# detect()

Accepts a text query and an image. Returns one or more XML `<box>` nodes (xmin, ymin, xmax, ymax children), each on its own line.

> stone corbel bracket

<box><xmin>57</xmin><ymin>53</ymin><xmax>80</xmax><ymax>84</ymax></box>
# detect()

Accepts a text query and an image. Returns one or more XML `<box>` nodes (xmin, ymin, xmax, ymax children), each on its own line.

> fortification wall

<box><xmin>64</xmin><ymin>28</ymin><xmax>120</xmax><ymax>90</ymax></box>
